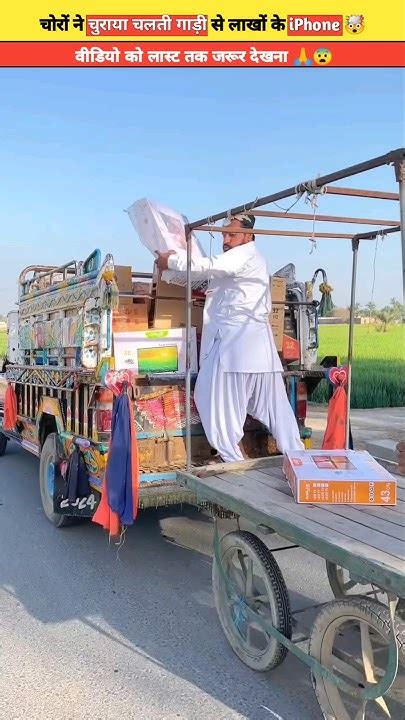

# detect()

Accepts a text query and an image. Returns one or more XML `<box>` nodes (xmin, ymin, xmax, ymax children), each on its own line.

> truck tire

<box><xmin>39</xmin><ymin>433</ymin><xmax>72</xmax><ymax>528</ymax></box>
<box><xmin>0</xmin><ymin>432</ymin><xmax>8</xmax><ymax>457</ymax></box>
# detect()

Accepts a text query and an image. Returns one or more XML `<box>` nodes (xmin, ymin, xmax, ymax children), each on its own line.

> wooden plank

<box><xmin>249</xmin><ymin>469</ymin><xmax>405</xmax><ymax>541</ymax></box>
<box><xmin>258</xmin><ymin>466</ymin><xmax>286</xmax><ymax>480</ymax></box>
<box><xmin>241</xmin><ymin>469</ymin><xmax>405</xmax><ymax>559</ymax></box>
<box><xmin>314</xmin><ymin>503</ymin><xmax>405</xmax><ymax>541</ymax></box>
<box><xmin>194</xmin><ymin>455</ymin><xmax>282</xmax><ymax>478</ymax></box>
<box><xmin>202</xmin><ymin>466</ymin><xmax>405</xmax><ymax>526</ymax></box>
<box><xmin>177</xmin><ymin>470</ymin><xmax>405</xmax><ymax>597</ymax></box>
<box><xmin>394</xmin><ymin>473</ymin><xmax>405</xmax><ymax>490</ymax></box>
<box><xmin>396</xmin><ymin>486</ymin><xmax>405</xmax><ymax>501</ymax></box>
<box><xmin>354</xmin><ymin>505</ymin><xmax>405</xmax><ymax>526</ymax></box>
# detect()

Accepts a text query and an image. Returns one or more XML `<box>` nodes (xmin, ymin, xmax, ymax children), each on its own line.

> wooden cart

<box><xmin>177</xmin><ymin>457</ymin><xmax>405</xmax><ymax>720</ymax></box>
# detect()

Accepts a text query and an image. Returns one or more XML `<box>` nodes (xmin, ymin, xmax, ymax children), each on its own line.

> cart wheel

<box><xmin>39</xmin><ymin>433</ymin><xmax>73</xmax><ymax>528</ymax></box>
<box><xmin>309</xmin><ymin>597</ymin><xmax>405</xmax><ymax>720</ymax></box>
<box><xmin>212</xmin><ymin>530</ymin><xmax>292</xmax><ymax>672</ymax></box>
<box><xmin>326</xmin><ymin>561</ymin><xmax>386</xmax><ymax>603</ymax></box>
<box><xmin>0</xmin><ymin>432</ymin><xmax>8</xmax><ymax>457</ymax></box>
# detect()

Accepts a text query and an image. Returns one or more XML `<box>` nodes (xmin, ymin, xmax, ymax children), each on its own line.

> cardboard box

<box><xmin>114</xmin><ymin>265</ymin><xmax>133</xmax><ymax>293</ymax></box>
<box><xmin>154</xmin><ymin>276</ymin><xmax>186</xmax><ymax>300</ymax></box>
<box><xmin>283</xmin><ymin>449</ymin><xmax>397</xmax><ymax>505</ymax></box>
<box><xmin>151</xmin><ymin>270</ymin><xmax>205</xmax><ymax>334</ymax></box>
<box><xmin>282</xmin><ymin>335</ymin><xmax>300</xmax><ymax>361</ymax></box>
<box><xmin>153</xmin><ymin>298</ymin><xmax>204</xmax><ymax>335</ymax></box>
<box><xmin>132</xmin><ymin>280</ymin><xmax>152</xmax><ymax>299</ymax></box>
<box><xmin>270</xmin><ymin>326</ymin><xmax>283</xmax><ymax>352</ymax></box>
<box><xmin>112</xmin><ymin>303</ymin><xmax>148</xmax><ymax>332</ymax></box>
<box><xmin>270</xmin><ymin>276</ymin><xmax>287</xmax><ymax>302</ymax></box>
<box><xmin>269</xmin><ymin>277</ymin><xmax>286</xmax><ymax>352</ymax></box>
<box><xmin>113</xmin><ymin>327</ymin><xmax>198</xmax><ymax>375</ymax></box>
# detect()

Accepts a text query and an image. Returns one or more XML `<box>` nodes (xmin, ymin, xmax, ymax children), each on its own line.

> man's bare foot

<box><xmin>207</xmin><ymin>456</ymin><xmax>224</xmax><ymax>465</ymax></box>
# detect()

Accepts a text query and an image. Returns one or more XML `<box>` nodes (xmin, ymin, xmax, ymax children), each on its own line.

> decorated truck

<box><xmin>0</xmin><ymin>208</ymin><xmax>333</xmax><ymax>528</ymax></box>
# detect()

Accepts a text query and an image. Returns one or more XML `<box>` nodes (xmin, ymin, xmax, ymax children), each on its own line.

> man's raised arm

<box><xmin>156</xmin><ymin>247</ymin><xmax>248</xmax><ymax>278</ymax></box>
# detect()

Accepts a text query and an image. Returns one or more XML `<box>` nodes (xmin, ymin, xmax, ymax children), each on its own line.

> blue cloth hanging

<box><xmin>106</xmin><ymin>393</ymin><xmax>134</xmax><ymax>526</ymax></box>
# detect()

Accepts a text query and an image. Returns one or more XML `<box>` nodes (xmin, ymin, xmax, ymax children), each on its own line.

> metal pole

<box><xmin>185</xmin><ymin>227</ymin><xmax>192</xmax><ymax>471</ymax></box>
<box><xmin>346</xmin><ymin>238</ymin><xmax>359</xmax><ymax>449</ymax></box>
<box><xmin>188</xmin><ymin>148</ymin><xmax>404</xmax><ymax>230</ymax></box>
<box><xmin>352</xmin><ymin>225</ymin><xmax>400</xmax><ymax>240</ymax></box>
<box><xmin>394</xmin><ymin>158</ymin><xmax>405</xmax><ymax>310</ymax></box>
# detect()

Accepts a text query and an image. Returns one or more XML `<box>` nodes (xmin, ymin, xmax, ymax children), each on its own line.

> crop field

<box><xmin>0</xmin><ymin>331</ymin><xmax>6</xmax><ymax>359</ymax></box>
<box><xmin>1</xmin><ymin>326</ymin><xmax>403</xmax><ymax>409</ymax></box>
<box><xmin>312</xmin><ymin>324</ymin><xmax>405</xmax><ymax>409</ymax></box>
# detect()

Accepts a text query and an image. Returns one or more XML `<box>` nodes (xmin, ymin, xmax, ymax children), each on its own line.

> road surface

<box><xmin>1</xmin><ymin>405</ymin><xmax>404</xmax><ymax>720</ymax></box>
<box><xmin>0</xmin><ymin>442</ymin><xmax>333</xmax><ymax>720</ymax></box>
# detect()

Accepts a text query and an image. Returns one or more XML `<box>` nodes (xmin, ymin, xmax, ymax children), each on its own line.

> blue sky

<box><xmin>0</xmin><ymin>68</ymin><xmax>403</xmax><ymax>314</ymax></box>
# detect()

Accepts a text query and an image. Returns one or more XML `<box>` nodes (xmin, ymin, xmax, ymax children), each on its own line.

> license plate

<box><xmin>53</xmin><ymin>469</ymin><xmax>101</xmax><ymax>516</ymax></box>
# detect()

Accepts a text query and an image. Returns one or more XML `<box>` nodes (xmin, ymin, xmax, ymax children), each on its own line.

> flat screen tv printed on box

<box><xmin>137</xmin><ymin>345</ymin><xmax>179</xmax><ymax>374</ymax></box>
<box><xmin>113</xmin><ymin>328</ymin><xmax>198</xmax><ymax>375</ymax></box>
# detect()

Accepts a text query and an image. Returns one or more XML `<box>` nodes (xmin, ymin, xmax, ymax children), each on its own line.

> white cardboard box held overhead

<box><xmin>113</xmin><ymin>327</ymin><xmax>198</xmax><ymax>375</ymax></box>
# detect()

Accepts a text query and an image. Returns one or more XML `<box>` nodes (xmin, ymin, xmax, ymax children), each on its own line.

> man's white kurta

<box><xmin>168</xmin><ymin>242</ymin><xmax>283</xmax><ymax>373</ymax></box>
<box><xmin>167</xmin><ymin>242</ymin><xmax>303</xmax><ymax>461</ymax></box>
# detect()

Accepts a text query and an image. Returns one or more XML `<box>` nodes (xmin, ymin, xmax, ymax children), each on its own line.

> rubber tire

<box><xmin>0</xmin><ymin>432</ymin><xmax>8</xmax><ymax>457</ymax></box>
<box><xmin>39</xmin><ymin>433</ymin><xmax>73</xmax><ymax>528</ymax></box>
<box><xmin>309</xmin><ymin>597</ymin><xmax>405</xmax><ymax>720</ymax></box>
<box><xmin>212</xmin><ymin>530</ymin><xmax>292</xmax><ymax>672</ymax></box>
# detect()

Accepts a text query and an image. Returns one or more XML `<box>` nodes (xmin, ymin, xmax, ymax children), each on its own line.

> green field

<box><xmin>0</xmin><ymin>330</ymin><xmax>6</xmax><ymax>359</ymax></box>
<box><xmin>1</xmin><ymin>326</ymin><xmax>404</xmax><ymax>409</ymax></box>
<box><xmin>312</xmin><ymin>324</ymin><xmax>405</xmax><ymax>409</ymax></box>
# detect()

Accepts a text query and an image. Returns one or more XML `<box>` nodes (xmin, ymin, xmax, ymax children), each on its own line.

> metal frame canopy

<box><xmin>183</xmin><ymin>148</ymin><xmax>405</xmax><ymax>470</ymax></box>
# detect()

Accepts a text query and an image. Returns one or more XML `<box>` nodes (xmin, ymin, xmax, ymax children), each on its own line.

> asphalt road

<box><xmin>0</xmin><ymin>442</ymin><xmax>402</xmax><ymax>720</ymax></box>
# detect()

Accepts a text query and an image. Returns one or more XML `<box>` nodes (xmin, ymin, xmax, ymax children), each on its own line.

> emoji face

<box><xmin>313</xmin><ymin>48</ymin><xmax>332</xmax><ymax>65</ymax></box>
<box><xmin>345</xmin><ymin>15</ymin><xmax>365</xmax><ymax>34</ymax></box>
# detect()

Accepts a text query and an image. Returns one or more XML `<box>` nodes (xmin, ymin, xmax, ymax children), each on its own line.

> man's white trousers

<box><xmin>194</xmin><ymin>339</ymin><xmax>304</xmax><ymax>463</ymax></box>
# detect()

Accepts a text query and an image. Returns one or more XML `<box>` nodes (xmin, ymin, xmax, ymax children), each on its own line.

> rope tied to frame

<box><xmin>368</xmin><ymin>230</ymin><xmax>386</xmax><ymax>318</ymax></box>
<box><xmin>295</xmin><ymin>178</ymin><xmax>327</xmax><ymax>254</ymax></box>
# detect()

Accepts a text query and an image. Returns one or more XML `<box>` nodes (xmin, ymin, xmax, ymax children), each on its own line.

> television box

<box><xmin>283</xmin><ymin>449</ymin><xmax>397</xmax><ymax>505</ymax></box>
<box><xmin>113</xmin><ymin>327</ymin><xmax>198</xmax><ymax>375</ymax></box>
<box><xmin>269</xmin><ymin>277</ymin><xmax>287</xmax><ymax>352</ymax></box>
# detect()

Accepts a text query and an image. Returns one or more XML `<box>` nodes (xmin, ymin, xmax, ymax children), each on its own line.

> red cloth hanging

<box><xmin>3</xmin><ymin>384</ymin><xmax>17</xmax><ymax>431</ymax></box>
<box><xmin>322</xmin><ymin>367</ymin><xmax>348</xmax><ymax>450</ymax></box>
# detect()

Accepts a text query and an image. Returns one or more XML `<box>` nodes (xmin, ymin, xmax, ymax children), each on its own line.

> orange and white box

<box><xmin>283</xmin><ymin>449</ymin><xmax>397</xmax><ymax>505</ymax></box>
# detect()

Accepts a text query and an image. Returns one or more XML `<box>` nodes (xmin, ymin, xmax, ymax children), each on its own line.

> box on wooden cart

<box><xmin>283</xmin><ymin>449</ymin><xmax>397</xmax><ymax>505</ymax></box>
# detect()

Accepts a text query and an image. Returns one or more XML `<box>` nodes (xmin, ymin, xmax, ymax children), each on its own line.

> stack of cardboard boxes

<box><xmin>113</xmin><ymin>264</ymin><xmax>291</xmax><ymax>360</ymax></box>
<box><xmin>112</xmin><ymin>265</ymin><xmax>150</xmax><ymax>332</ymax></box>
<box><xmin>151</xmin><ymin>272</ymin><xmax>204</xmax><ymax>337</ymax></box>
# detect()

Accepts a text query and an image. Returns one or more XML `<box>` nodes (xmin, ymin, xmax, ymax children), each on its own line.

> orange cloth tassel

<box><xmin>92</xmin><ymin>472</ymin><xmax>121</xmax><ymax>539</ymax></box>
<box><xmin>3</xmin><ymin>384</ymin><xmax>17</xmax><ymax>431</ymax></box>
<box><xmin>322</xmin><ymin>384</ymin><xmax>347</xmax><ymax>450</ymax></box>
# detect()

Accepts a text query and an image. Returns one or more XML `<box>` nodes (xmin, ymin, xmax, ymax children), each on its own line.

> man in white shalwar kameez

<box><xmin>156</xmin><ymin>214</ymin><xmax>304</xmax><ymax>463</ymax></box>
